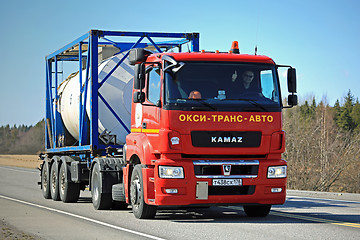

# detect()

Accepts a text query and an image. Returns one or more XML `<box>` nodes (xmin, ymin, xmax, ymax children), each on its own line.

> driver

<box><xmin>241</xmin><ymin>71</ymin><xmax>256</xmax><ymax>90</ymax></box>
<box><xmin>239</xmin><ymin>71</ymin><xmax>262</xmax><ymax>97</ymax></box>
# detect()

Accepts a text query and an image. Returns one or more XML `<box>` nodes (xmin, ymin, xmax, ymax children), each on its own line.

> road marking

<box><xmin>0</xmin><ymin>194</ymin><xmax>166</xmax><ymax>240</ymax></box>
<box><xmin>223</xmin><ymin>206</ymin><xmax>360</xmax><ymax>229</ymax></box>
<box><xmin>271</xmin><ymin>210</ymin><xmax>360</xmax><ymax>229</ymax></box>
<box><xmin>0</xmin><ymin>166</ymin><xmax>38</xmax><ymax>174</ymax></box>
<box><xmin>287</xmin><ymin>195</ymin><xmax>360</xmax><ymax>204</ymax></box>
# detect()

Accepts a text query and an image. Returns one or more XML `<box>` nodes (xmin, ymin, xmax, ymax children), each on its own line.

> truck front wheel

<box><xmin>130</xmin><ymin>165</ymin><xmax>157</xmax><ymax>219</ymax></box>
<box><xmin>243</xmin><ymin>204</ymin><xmax>271</xmax><ymax>217</ymax></box>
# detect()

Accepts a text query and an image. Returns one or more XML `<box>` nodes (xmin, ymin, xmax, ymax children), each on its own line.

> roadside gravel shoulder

<box><xmin>1</xmin><ymin>220</ymin><xmax>41</xmax><ymax>240</ymax></box>
<box><xmin>0</xmin><ymin>155</ymin><xmax>41</xmax><ymax>169</ymax></box>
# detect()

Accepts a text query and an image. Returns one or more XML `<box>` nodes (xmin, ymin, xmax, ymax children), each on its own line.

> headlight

<box><xmin>159</xmin><ymin>166</ymin><xmax>184</xmax><ymax>179</ymax></box>
<box><xmin>267</xmin><ymin>166</ymin><xmax>287</xmax><ymax>178</ymax></box>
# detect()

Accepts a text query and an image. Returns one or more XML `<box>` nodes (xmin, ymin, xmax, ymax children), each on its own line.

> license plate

<box><xmin>212</xmin><ymin>179</ymin><xmax>242</xmax><ymax>186</ymax></box>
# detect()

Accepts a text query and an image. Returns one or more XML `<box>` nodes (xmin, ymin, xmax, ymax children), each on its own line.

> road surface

<box><xmin>0</xmin><ymin>165</ymin><xmax>359</xmax><ymax>240</ymax></box>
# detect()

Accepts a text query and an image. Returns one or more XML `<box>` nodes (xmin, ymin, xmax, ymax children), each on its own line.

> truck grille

<box><xmin>193</xmin><ymin>160</ymin><xmax>259</xmax><ymax>178</ymax></box>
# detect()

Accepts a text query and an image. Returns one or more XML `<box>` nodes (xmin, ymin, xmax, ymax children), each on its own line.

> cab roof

<box><xmin>149</xmin><ymin>52</ymin><xmax>276</xmax><ymax>64</ymax></box>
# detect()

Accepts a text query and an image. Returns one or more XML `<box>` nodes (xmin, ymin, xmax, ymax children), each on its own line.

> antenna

<box><xmin>254</xmin><ymin>0</ymin><xmax>261</xmax><ymax>56</ymax></box>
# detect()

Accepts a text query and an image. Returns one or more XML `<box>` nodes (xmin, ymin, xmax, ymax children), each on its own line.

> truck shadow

<box><xmin>154</xmin><ymin>207</ymin><xmax>298</xmax><ymax>223</ymax></box>
<box><xmin>154</xmin><ymin>207</ymin><xmax>249</xmax><ymax>222</ymax></box>
<box><xmin>153</xmin><ymin>198</ymin><xmax>360</xmax><ymax>224</ymax></box>
<box><xmin>154</xmin><ymin>206</ymin><xmax>360</xmax><ymax>224</ymax></box>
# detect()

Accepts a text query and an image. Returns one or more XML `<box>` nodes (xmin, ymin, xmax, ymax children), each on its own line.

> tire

<box><xmin>112</xmin><ymin>184</ymin><xmax>128</xmax><ymax>210</ymax></box>
<box><xmin>91</xmin><ymin>162</ymin><xmax>112</xmax><ymax>210</ymax></box>
<box><xmin>130</xmin><ymin>165</ymin><xmax>157</xmax><ymax>219</ymax></box>
<box><xmin>243</xmin><ymin>205</ymin><xmax>271</xmax><ymax>217</ymax></box>
<box><xmin>59</xmin><ymin>163</ymin><xmax>80</xmax><ymax>203</ymax></box>
<box><xmin>41</xmin><ymin>161</ymin><xmax>51</xmax><ymax>199</ymax></box>
<box><xmin>50</xmin><ymin>161</ymin><xmax>60</xmax><ymax>201</ymax></box>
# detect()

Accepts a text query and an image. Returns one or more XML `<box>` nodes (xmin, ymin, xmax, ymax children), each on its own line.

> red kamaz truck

<box><xmin>40</xmin><ymin>30</ymin><xmax>297</xmax><ymax>219</ymax></box>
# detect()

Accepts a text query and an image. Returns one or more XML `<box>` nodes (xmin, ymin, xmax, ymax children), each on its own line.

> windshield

<box><xmin>164</xmin><ymin>62</ymin><xmax>281</xmax><ymax>112</ymax></box>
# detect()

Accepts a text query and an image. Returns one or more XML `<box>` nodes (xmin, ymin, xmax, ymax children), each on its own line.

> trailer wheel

<box><xmin>50</xmin><ymin>161</ymin><xmax>60</xmax><ymax>201</ymax></box>
<box><xmin>41</xmin><ymin>161</ymin><xmax>51</xmax><ymax>199</ymax></box>
<box><xmin>59</xmin><ymin>163</ymin><xmax>80</xmax><ymax>203</ymax></box>
<box><xmin>91</xmin><ymin>162</ymin><xmax>112</xmax><ymax>210</ymax></box>
<box><xmin>243</xmin><ymin>204</ymin><xmax>271</xmax><ymax>217</ymax></box>
<box><xmin>130</xmin><ymin>165</ymin><xmax>157</xmax><ymax>219</ymax></box>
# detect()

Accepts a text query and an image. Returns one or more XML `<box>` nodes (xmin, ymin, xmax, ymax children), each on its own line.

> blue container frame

<box><xmin>45</xmin><ymin>30</ymin><xmax>200</xmax><ymax>156</ymax></box>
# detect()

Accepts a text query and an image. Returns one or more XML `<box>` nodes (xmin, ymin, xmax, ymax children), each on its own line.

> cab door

<box><xmin>142</xmin><ymin>65</ymin><xmax>162</xmax><ymax>147</ymax></box>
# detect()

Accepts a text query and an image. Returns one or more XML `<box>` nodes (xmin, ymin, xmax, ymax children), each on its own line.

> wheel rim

<box><xmin>130</xmin><ymin>177</ymin><xmax>141</xmax><ymax>210</ymax></box>
<box><xmin>60</xmin><ymin>167</ymin><xmax>66</xmax><ymax>196</ymax></box>
<box><xmin>51</xmin><ymin>168</ymin><xmax>57</xmax><ymax>193</ymax></box>
<box><xmin>42</xmin><ymin>166</ymin><xmax>48</xmax><ymax>190</ymax></box>
<box><xmin>92</xmin><ymin>172</ymin><xmax>99</xmax><ymax>202</ymax></box>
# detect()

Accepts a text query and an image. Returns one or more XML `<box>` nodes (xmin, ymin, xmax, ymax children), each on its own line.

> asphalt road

<box><xmin>0</xmin><ymin>165</ymin><xmax>359</xmax><ymax>240</ymax></box>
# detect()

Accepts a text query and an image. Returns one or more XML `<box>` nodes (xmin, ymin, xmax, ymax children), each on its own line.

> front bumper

<box><xmin>142</xmin><ymin>157</ymin><xmax>287</xmax><ymax>206</ymax></box>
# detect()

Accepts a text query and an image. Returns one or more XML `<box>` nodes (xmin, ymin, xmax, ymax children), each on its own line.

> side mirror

<box><xmin>288</xmin><ymin>94</ymin><xmax>298</xmax><ymax>106</ymax></box>
<box><xmin>287</xmin><ymin>68</ymin><xmax>297</xmax><ymax>93</ymax></box>
<box><xmin>134</xmin><ymin>64</ymin><xmax>145</xmax><ymax>90</ymax></box>
<box><xmin>133</xmin><ymin>91</ymin><xmax>145</xmax><ymax>103</ymax></box>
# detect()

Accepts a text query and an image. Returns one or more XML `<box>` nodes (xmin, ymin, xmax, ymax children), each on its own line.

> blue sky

<box><xmin>0</xmin><ymin>0</ymin><xmax>359</xmax><ymax>126</ymax></box>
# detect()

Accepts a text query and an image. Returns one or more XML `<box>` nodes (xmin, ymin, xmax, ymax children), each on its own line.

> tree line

<box><xmin>284</xmin><ymin>90</ymin><xmax>360</xmax><ymax>193</ymax></box>
<box><xmin>0</xmin><ymin>120</ymin><xmax>44</xmax><ymax>154</ymax></box>
<box><xmin>0</xmin><ymin>91</ymin><xmax>359</xmax><ymax>193</ymax></box>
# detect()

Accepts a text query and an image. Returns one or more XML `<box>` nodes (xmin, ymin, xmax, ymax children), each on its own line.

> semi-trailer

<box><xmin>40</xmin><ymin>30</ymin><xmax>297</xmax><ymax>219</ymax></box>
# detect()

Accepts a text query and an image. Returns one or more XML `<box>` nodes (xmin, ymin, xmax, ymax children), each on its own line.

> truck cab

<box><xmin>125</xmin><ymin>47</ymin><xmax>297</xmax><ymax>218</ymax></box>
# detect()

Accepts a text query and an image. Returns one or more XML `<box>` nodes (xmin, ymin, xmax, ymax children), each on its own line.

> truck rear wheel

<box><xmin>91</xmin><ymin>162</ymin><xmax>112</xmax><ymax>210</ymax></box>
<box><xmin>243</xmin><ymin>204</ymin><xmax>271</xmax><ymax>217</ymax></box>
<box><xmin>41</xmin><ymin>161</ymin><xmax>51</xmax><ymax>199</ymax></box>
<box><xmin>59</xmin><ymin>163</ymin><xmax>80</xmax><ymax>203</ymax></box>
<box><xmin>130</xmin><ymin>165</ymin><xmax>157</xmax><ymax>219</ymax></box>
<box><xmin>50</xmin><ymin>161</ymin><xmax>60</xmax><ymax>201</ymax></box>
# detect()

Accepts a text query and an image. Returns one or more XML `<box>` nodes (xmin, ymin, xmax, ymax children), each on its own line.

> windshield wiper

<box><xmin>189</xmin><ymin>99</ymin><xmax>217</xmax><ymax>111</ymax></box>
<box><xmin>238</xmin><ymin>98</ymin><xmax>268</xmax><ymax>112</ymax></box>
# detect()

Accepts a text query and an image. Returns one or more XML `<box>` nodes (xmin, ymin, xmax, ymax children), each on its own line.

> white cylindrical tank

<box><xmin>58</xmin><ymin>51</ymin><xmax>134</xmax><ymax>145</ymax></box>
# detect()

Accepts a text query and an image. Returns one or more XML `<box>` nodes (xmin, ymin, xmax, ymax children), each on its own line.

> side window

<box><xmin>147</xmin><ymin>67</ymin><xmax>161</xmax><ymax>104</ymax></box>
<box><xmin>260</xmin><ymin>70</ymin><xmax>279</xmax><ymax>103</ymax></box>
